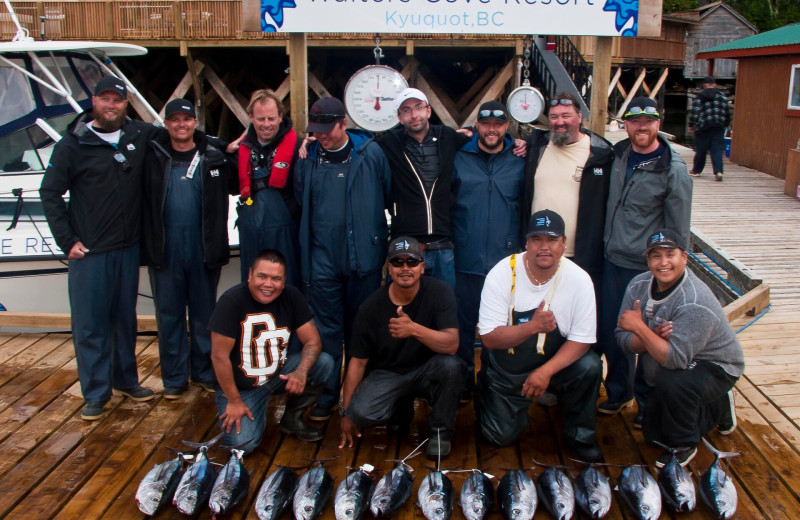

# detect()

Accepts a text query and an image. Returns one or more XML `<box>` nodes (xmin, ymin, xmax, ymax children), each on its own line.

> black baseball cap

<box><xmin>164</xmin><ymin>98</ymin><xmax>196</xmax><ymax>119</ymax></box>
<box><xmin>94</xmin><ymin>76</ymin><xmax>127</xmax><ymax>98</ymax></box>
<box><xmin>477</xmin><ymin>101</ymin><xmax>508</xmax><ymax>122</ymax></box>
<box><xmin>307</xmin><ymin>97</ymin><xmax>346</xmax><ymax>134</ymax></box>
<box><xmin>643</xmin><ymin>229</ymin><xmax>687</xmax><ymax>255</ymax></box>
<box><xmin>623</xmin><ymin>97</ymin><xmax>660</xmax><ymax>120</ymax></box>
<box><xmin>526</xmin><ymin>209</ymin><xmax>565</xmax><ymax>238</ymax></box>
<box><xmin>387</xmin><ymin>236</ymin><xmax>424</xmax><ymax>261</ymax></box>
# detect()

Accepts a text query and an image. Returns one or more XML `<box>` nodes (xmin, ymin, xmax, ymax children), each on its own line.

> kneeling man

<box><xmin>208</xmin><ymin>249</ymin><xmax>334</xmax><ymax>453</ymax></box>
<box><xmin>339</xmin><ymin>237</ymin><xmax>466</xmax><ymax>459</ymax></box>
<box><xmin>477</xmin><ymin>209</ymin><xmax>602</xmax><ymax>461</ymax></box>
<box><xmin>616</xmin><ymin>229</ymin><xmax>743</xmax><ymax>468</ymax></box>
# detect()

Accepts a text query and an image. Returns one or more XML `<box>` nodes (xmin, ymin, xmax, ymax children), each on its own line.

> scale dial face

<box><xmin>506</xmin><ymin>86</ymin><xmax>545</xmax><ymax>124</ymax></box>
<box><xmin>344</xmin><ymin>65</ymin><xmax>409</xmax><ymax>132</ymax></box>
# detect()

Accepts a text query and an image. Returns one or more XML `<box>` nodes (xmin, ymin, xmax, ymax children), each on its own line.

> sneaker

<box><xmin>163</xmin><ymin>386</ymin><xmax>187</xmax><ymax>400</ymax></box>
<box><xmin>717</xmin><ymin>389</ymin><xmax>737</xmax><ymax>435</ymax></box>
<box><xmin>655</xmin><ymin>446</ymin><xmax>697</xmax><ymax>469</ymax></box>
<box><xmin>715</xmin><ymin>172</ymin><xmax>723</xmax><ymax>182</ymax></box>
<box><xmin>426</xmin><ymin>438</ymin><xmax>451</xmax><ymax>460</ymax></box>
<box><xmin>112</xmin><ymin>385</ymin><xmax>155</xmax><ymax>402</ymax></box>
<box><xmin>688</xmin><ymin>171</ymin><xmax>701</xmax><ymax>177</ymax></box>
<box><xmin>564</xmin><ymin>438</ymin><xmax>603</xmax><ymax>463</ymax></box>
<box><xmin>308</xmin><ymin>405</ymin><xmax>332</xmax><ymax>422</ymax></box>
<box><xmin>81</xmin><ymin>401</ymin><xmax>106</xmax><ymax>421</ymax></box>
<box><xmin>633</xmin><ymin>411</ymin><xmax>644</xmax><ymax>430</ymax></box>
<box><xmin>597</xmin><ymin>398</ymin><xmax>635</xmax><ymax>415</ymax></box>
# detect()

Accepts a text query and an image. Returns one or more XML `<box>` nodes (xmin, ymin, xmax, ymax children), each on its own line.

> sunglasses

<box><xmin>625</xmin><ymin>106</ymin><xmax>660</xmax><ymax>118</ymax></box>
<box><xmin>549</xmin><ymin>99</ymin><xmax>574</xmax><ymax>107</ymax></box>
<box><xmin>478</xmin><ymin>109</ymin><xmax>507</xmax><ymax>120</ymax></box>
<box><xmin>389</xmin><ymin>257</ymin><xmax>421</xmax><ymax>268</ymax></box>
<box><xmin>113</xmin><ymin>151</ymin><xmax>131</xmax><ymax>173</ymax></box>
<box><xmin>309</xmin><ymin>113</ymin><xmax>343</xmax><ymax>124</ymax></box>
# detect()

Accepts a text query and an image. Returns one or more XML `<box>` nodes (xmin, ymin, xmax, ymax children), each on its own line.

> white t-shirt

<box><xmin>86</xmin><ymin>122</ymin><xmax>121</xmax><ymax>145</ymax></box>
<box><xmin>478</xmin><ymin>254</ymin><xmax>596</xmax><ymax>344</ymax></box>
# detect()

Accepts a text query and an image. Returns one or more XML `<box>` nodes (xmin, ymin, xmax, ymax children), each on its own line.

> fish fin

<box><xmin>701</xmin><ymin>437</ymin><xmax>740</xmax><ymax>461</ymax></box>
<box><xmin>182</xmin><ymin>431</ymin><xmax>224</xmax><ymax>450</ymax></box>
<box><xmin>531</xmin><ymin>457</ymin><xmax>571</xmax><ymax>471</ymax></box>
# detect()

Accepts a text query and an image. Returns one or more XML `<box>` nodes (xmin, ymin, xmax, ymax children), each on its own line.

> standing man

<box><xmin>476</xmin><ymin>210</ymin><xmax>602</xmax><ymax>461</ymax></box>
<box><xmin>377</xmin><ymin>88</ymin><xmax>469</xmax><ymax>287</ymax></box>
<box><xmin>522</xmin><ymin>92</ymin><xmax>613</xmax><ymax>292</ymax></box>
<box><xmin>616</xmin><ymin>229</ymin><xmax>742</xmax><ymax>467</ymax></box>
<box><xmin>598</xmin><ymin>97</ymin><xmax>693</xmax><ymax>424</ymax></box>
<box><xmin>208</xmin><ymin>249</ymin><xmax>334</xmax><ymax>453</ymax></box>
<box><xmin>295</xmin><ymin>97</ymin><xmax>391</xmax><ymax>421</ymax></box>
<box><xmin>339</xmin><ymin>237</ymin><xmax>465</xmax><ymax>460</ymax></box>
<box><xmin>143</xmin><ymin>98</ymin><xmax>237</xmax><ymax>399</ymax></box>
<box><xmin>236</xmin><ymin>89</ymin><xmax>302</xmax><ymax>287</ymax></box>
<box><xmin>688</xmin><ymin>76</ymin><xmax>731</xmax><ymax>182</ymax></box>
<box><xmin>40</xmin><ymin>76</ymin><xmax>158</xmax><ymax>420</ymax></box>
<box><xmin>451</xmin><ymin>101</ymin><xmax>525</xmax><ymax>396</ymax></box>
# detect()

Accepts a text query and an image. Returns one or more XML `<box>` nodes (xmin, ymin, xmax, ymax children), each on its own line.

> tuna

<box><xmin>459</xmin><ymin>470</ymin><xmax>494</xmax><ymax>520</ymax></box>
<box><xmin>534</xmin><ymin>462</ymin><xmax>575</xmax><ymax>520</ymax></box>
<box><xmin>334</xmin><ymin>464</ymin><xmax>375</xmax><ymax>520</ymax></box>
<box><xmin>497</xmin><ymin>470</ymin><xmax>537</xmax><ymax>520</ymax></box>
<box><xmin>572</xmin><ymin>465</ymin><xmax>611</xmax><ymax>519</ymax></box>
<box><xmin>209</xmin><ymin>449</ymin><xmax>250</xmax><ymax>518</ymax></box>
<box><xmin>293</xmin><ymin>462</ymin><xmax>335</xmax><ymax>520</ymax></box>
<box><xmin>173</xmin><ymin>432</ymin><xmax>224</xmax><ymax>516</ymax></box>
<box><xmin>417</xmin><ymin>470</ymin><xmax>454</xmax><ymax>520</ymax></box>
<box><xmin>370</xmin><ymin>462</ymin><xmax>414</xmax><ymax>517</ymax></box>
<box><xmin>655</xmin><ymin>444</ymin><xmax>696</xmax><ymax>513</ymax></box>
<box><xmin>616</xmin><ymin>465</ymin><xmax>661</xmax><ymax>520</ymax></box>
<box><xmin>699</xmin><ymin>437</ymin><xmax>740</xmax><ymax>519</ymax></box>
<box><xmin>255</xmin><ymin>466</ymin><xmax>299</xmax><ymax>520</ymax></box>
<box><xmin>135</xmin><ymin>452</ymin><xmax>191</xmax><ymax>516</ymax></box>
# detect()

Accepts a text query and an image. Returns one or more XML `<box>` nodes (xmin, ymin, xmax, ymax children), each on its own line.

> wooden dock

<box><xmin>1</xmin><ymin>142</ymin><xmax>800</xmax><ymax>519</ymax></box>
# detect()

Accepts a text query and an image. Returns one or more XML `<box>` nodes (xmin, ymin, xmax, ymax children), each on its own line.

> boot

<box><xmin>279</xmin><ymin>385</ymin><xmax>324</xmax><ymax>442</ymax></box>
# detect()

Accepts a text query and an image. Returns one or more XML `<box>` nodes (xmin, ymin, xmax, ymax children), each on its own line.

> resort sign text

<box><xmin>243</xmin><ymin>0</ymin><xmax>642</xmax><ymax>36</ymax></box>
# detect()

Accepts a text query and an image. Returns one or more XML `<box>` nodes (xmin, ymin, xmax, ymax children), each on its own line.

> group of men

<box><xmin>41</xmin><ymin>74</ymin><xmax>742</xmax><ymax>466</ymax></box>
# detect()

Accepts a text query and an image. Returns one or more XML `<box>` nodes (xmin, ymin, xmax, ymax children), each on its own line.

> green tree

<box><xmin>663</xmin><ymin>0</ymin><xmax>699</xmax><ymax>13</ymax></box>
<box><xmin>724</xmin><ymin>0</ymin><xmax>800</xmax><ymax>31</ymax></box>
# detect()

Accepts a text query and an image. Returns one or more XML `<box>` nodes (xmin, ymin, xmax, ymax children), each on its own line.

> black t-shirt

<box><xmin>349</xmin><ymin>277</ymin><xmax>458</xmax><ymax>374</ymax></box>
<box><xmin>207</xmin><ymin>283</ymin><xmax>313</xmax><ymax>389</ymax></box>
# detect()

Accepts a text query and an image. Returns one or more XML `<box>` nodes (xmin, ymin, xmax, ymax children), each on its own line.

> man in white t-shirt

<box><xmin>476</xmin><ymin>209</ymin><xmax>602</xmax><ymax>461</ymax></box>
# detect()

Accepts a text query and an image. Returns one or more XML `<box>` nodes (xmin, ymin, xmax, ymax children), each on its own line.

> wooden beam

<box><xmin>158</xmin><ymin>59</ymin><xmax>205</xmax><ymax>118</ymax></box>
<box><xmin>608</xmin><ymin>66</ymin><xmax>622</xmax><ymax>97</ymax></box>
<box><xmin>724</xmin><ymin>283</ymin><xmax>771</xmax><ymax>322</ymax></box>
<box><xmin>185</xmin><ymin>51</ymin><xmax>206</xmax><ymax>130</ymax></box>
<box><xmin>615</xmin><ymin>67</ymin><xmax>647</xmax><ymax>119</ymax></box>
<box><xmin>289</xmin><ymin>33</ymin><xmax>308</xmax><ymax>135</ymax></box>
<box><xmin>637</xmin><ymin>0</ymin><xmax>664</xmax><ymax>38</ymax></box>
<box><xmin>641</xmin><ymin>80</ymin><xmax>652</xmax><ymax>96</ymax></box>
<box><xmin>308</xmin><ymin>71</ymin><xmax>332</xmax><ymax>100</ymax></box>
<box><xmin>455</xmin><ymin>68</ymin><xmax>493</xmax><ymax>113</ymax></box>
<box><xmin>419</xmin><ymin>66</ymin><xmax>460</xmax><ymax>124</ymax></box>
<box><xmin>127</xmin><ymin>94</ymin><xmax>156</xmax><ymax>124</ymax></box>
<box><xmin>275</xmin><ymin>75</ymin><xmax>290</xmax><ymax>101</ymax></box>
<box><xmin>648</xmin><ymin>67</ymin><xmax>670</xmax><ymax>99</ymax></box>
<box><xmin>589</xmin><ymin>36</ymin><xmax>612</xmax><ymax>136</ymax></box>
<box><xmin>462</xmin><ymin>59</ymin><xmax>515</xmax><ymax>127</ymax></box>
<box><xmin>203</xmin><ymin>63</ymin><xmax>249</xmax><ymax>127</ymax></box>
<box><xmin>415</xmin><ymin>74</ymin><xmax>458</xmax><ymax>129</ymax></box>
<box><xmin>0</xmin><ymin>312</ymin><xmax>157</xmax><ymax>331</ymax></box>
<box><xmin>399</xmin><ymin>56</ymin><xmax>419</xmax><ymax>82</ymax></box>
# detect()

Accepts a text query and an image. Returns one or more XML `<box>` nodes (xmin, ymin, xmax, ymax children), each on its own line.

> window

<box><xmin>789</xmin><ymin>64</ymin><xmax>800</xmax><ymax>110</ymax></box>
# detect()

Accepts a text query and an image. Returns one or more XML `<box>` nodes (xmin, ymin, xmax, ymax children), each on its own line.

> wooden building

<box><xmin>669</xmin><ymin>1</ymin><xmax>758</xmax><ymax>80</ymax></box>
<box><xmin>697</xmin><ymin>23</ymin><xmax>800</xmax><ymax>179</ymax></box>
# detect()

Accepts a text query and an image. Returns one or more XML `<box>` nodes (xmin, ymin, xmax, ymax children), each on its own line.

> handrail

<box><xmin>529</xmin><ymin>40</ymin><xmax>557</xmax><ymax>102</ymax></box>
<box><xmin>554</xmin><ymin>35</ymin><xmax>592</xmax><ymax>107</ymax></box>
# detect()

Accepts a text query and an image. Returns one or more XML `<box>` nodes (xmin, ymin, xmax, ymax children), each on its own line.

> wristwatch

<box><xmin>339</xmin><ymin>406</ymin><xmax>348</xmax><ymax>417</ymax></box>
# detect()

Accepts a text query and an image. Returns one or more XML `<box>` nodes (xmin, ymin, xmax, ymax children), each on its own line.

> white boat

<box><xmin>0</xmin><ymin>4</ymin><xmax>240</xmax><ymax>316</ymax></box>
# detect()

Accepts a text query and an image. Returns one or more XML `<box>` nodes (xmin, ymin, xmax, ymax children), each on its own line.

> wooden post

<box><xmin>588</xmin><ymin>36</ymin><xmax>612</xmax><ymax>137</ymax></box>
<box><xmin>289</xmin><ymin>33</ymin><xmax>308</xmax><ymax>135</ymax></box>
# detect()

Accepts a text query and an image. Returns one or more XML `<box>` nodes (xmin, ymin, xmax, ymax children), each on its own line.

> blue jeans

<box><xmin>215</xmin><ymin>352</ymin><xmax>334</xmax><ymax>453</ymax></box>
<box><xmin>692</xmin><ymin>127</ymin><xmax>725</xmax><ymax>175</ymax></box>
<box><xmin>455</xmin><ymin>272</ymin><xmax>485</xmax><ymax>391</ymax></box>
<box><xmin>69</xmin><ymin>243</ymin><xmax>141</xmax><ymax>403</ymax></box>
<box><xmin>423</xmin><ymin>247</ymin><xmax>456</xmax><ymax>289</ymax></box>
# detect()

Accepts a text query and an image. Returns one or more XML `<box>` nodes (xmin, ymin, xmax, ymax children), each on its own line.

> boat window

<box><xmin>32</xmin><ymin>56</ymin><xmax>93</xmax><ymax>106</ymax></box>
<box><xmin>0</xmin><ymin>60</ymin><xmax>36</xmax><ymax>128</ymax></box>
<box><xmin>0</xmin><ymin>199</ymin><xmax>47</xmax><ymax>222</ymax></box>
<box><xmin>0</xmin><ymin>119</ymin><xmax>62</xmax><ymax>173</ymax></box>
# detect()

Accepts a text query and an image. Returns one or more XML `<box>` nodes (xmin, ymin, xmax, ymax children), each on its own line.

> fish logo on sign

<box><xmin>261</xmin><ymin>0</ymin><xmax>297</xmax><ymax>32</ymax></box>
<box><xmin>603</xmin><ymin>0</ymin><xmax>638</xmax><ymax>36</ymax></box>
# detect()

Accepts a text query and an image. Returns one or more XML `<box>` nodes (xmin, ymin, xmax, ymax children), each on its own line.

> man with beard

<box><xmin>598</xmin><ymin>97</ymin><xmax>692</xmax><ymax>426</ymax></box>
<box><xmin>41</xmin><ymin>77</ymin><xmax>160</xmax><ymax>420</ymax></box>
<box><xmin>338</xmin><ymin>237</ymin><xmax>465</xmax><ymax>460</ymax></box>
<box><xmin>450</xmin><ymin>101</ymin><xmax>526</xmax><ymax>398</ymax></box>
<box><xmin>142</xmin><ymin>99</ymin><xmax>237</xmax><ymax>399</ymax></box>
<box><xmin>235</xmin><ymin>89</ymin><xmax>302</xmax><ymax>287</ymax></box>
<box><xmin>476</xmin><ymin>210</ymin><xmax>602</xmax><ymax>461</ymax></box>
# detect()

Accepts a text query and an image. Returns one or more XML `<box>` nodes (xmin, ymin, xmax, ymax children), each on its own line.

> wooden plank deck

<box><xmin>1</xmin><ymin>141</ymin><xmax>800</xmax><ymax>519</ymax></box>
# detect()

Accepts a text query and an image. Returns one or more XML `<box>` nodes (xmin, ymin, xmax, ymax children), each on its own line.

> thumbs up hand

<box><xmin>618</xmin><ymin>299</ymin><xmax>645</xmax><ymax>332</ymax></box>
<box><xmin>389</xmin><ymin>306</ymin><xmax>416</xmax><ymax>338</ymax></box>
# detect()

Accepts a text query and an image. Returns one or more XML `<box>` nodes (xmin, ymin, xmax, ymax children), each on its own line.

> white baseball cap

<box><xmin>395</xmin><ymin>88</ymin><xmax>429</xmax><ymax>113</ymax></box>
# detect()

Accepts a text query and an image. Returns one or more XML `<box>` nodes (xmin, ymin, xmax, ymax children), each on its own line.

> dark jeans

<box><xmin>642</xmin><ymin>360</ymin><xmax>738</xmax><ymax>448</ymax></box>
<box><xmin>455</xmin><ymin>272</ymin><xmax>486</xmax><ymax>391</ymax></box>
<box><xmin>692</xmin><ymin>127</ymin><xmax>725</xmax><ymax>175</ymax></box>
<box><xmin>423</xmin><ymin>247</ymin><xmax>456</xmax><ymax>289</ymax></box>
<box><xmin>346</xmin><ymin>355</ymin><xmax>466</xmax><ymax>440</ymax></box>
<box><xmin>597</xmin><ymin>260</ymin><xmax>645</xmax><ymax>404</ymax></box>
<box><xmin>69</xmin><ymin>243</ymin><xmax>141</xmax><ymax>403</ymax></box>
<box><xmin>476</xmin><ymin>351</ymin><xmax>602</xmax><ymax>446</ymax></box>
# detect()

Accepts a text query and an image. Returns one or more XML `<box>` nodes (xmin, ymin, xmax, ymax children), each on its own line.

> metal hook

<box><xmin>374</xmin><ymin>34</ymin><xmax>384</xmax><ymax>64</ymax></box>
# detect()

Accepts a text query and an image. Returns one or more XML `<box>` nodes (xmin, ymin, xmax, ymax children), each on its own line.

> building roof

<box><xmin>677</xmin><ymin>1</ymin><xmax>758</xmax><ymax>32</ymax></box>
<box><xmin>697</xmin><ymin>23</ymin><xmax>800</xmax><ymax>59</ymax></box>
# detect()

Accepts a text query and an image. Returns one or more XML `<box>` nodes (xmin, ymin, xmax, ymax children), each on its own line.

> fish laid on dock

<box><xmin>459</xmin><ymin>470</ymin><xmax>494</xmax><ymax>520</ymax></box>
<box><xmin>209</xmin><ymin>448</ymin><xmax>250</xmax><ymax>518</ymax></box>
<box><xmin>294</xmin><ymin>461</ymin><xmax>335</xmax><ymax>520</ymax></box>
<box><xmin>572</xmin><ymin>465</ymin><xmax>611</xmax><ymax>519</ymax></box>
<box><xmin>616</xmin><ymin>465</ymin><xmax>661</xmax><ymax>520</ymax></box>
<box><xmin>334</xmin><ymin>464</ymin><xmax>375</xmax><ymax>520</ymax></box>
<box><xmin>417</xmin><ymin>470</ymin><xmax>454</xmax><ymax>520</ymax></box>
<box><xmin>173</xmin><ymin>432</ymin><xmax>224</xmax><ymax>516</ymax></box>
<box><xmin>534</xmin><ymin>463</ymin><xmax>575</xmax><ymax>520</ymax></box>
<box><xmin>699</xmin><ymin>437</ymin><xmax>740</xmax><ymax>519</ymax></box>
<box><xmin>255</xmin><ymin>466</ymin><xmax>299</xmax><ymax>520</ymax></box>
<box><xmin>135</xmin><ymin>452</ymin><xmax>192</xmax><ymax>516</ymax></box>
<box><xmin>655</xmin><ymin>444</ymin><xmax>696</xmax><ymax>513</ymax></box>
<box><xmin>497</xmin><ymin>470</ymin><xmax>537</xmax><ymax>520</ymax></box>
<box><xmin>370</xmin><ymin>440</ymin><xmax>426</xmax><ymax>517</ymax></box>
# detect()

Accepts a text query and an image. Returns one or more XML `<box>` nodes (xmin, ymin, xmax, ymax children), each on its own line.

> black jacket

<box><xmin>40</xmin><ymin>111</ymin><xmax>159</xmax><ymax>256</ymax></box>
<box><xmin>522</xmin><ymin>128</ymin><xmax>614</xmax><ymax>280</ymax></box>
<box><xmin>377</xmin><ymin>125</ymin><xmax>468</xmax><ymax>239</ymax></box>
<box><xmin>142</xmin><ymin>130</ymin><xmax>237</xmax><ymax>270</ymax></box>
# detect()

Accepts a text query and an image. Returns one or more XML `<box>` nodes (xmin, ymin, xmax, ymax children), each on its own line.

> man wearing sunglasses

<box><xmin>294</xmin><ymin>97</ymin><xmax>392</xmax><ymax>422</ymax></box>
<box><xmin>339</xmin><ymin>237</ymin><xmax>465</xmax><ymax>460</ymax></box>
<box><xmin>451</xmin><ymin>101</ymin><xmax>526</xmax><ymax>400</ymax></box>
<box><xmin>598</xmin><ymin>96</ymin><xmax>692</xmax><ymax>427</ymax></box>
<box><xmin>41</xmin><ymin>76</ymin><xmax>162</xmax><ymax>420</ymax></box>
